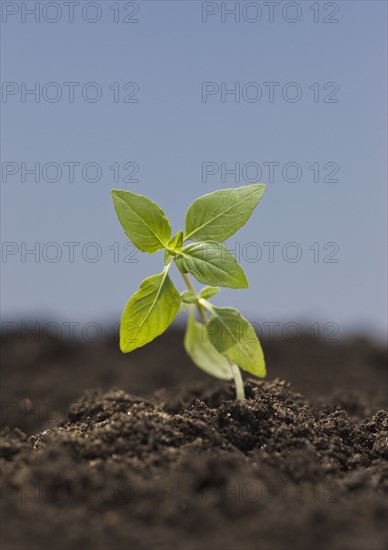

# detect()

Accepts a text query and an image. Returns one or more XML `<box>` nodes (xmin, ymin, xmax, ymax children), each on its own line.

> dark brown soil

<box><xmin>1</xmin><ymin>330</ymin><xmax>387</xmax><ymax>550</ymax></box>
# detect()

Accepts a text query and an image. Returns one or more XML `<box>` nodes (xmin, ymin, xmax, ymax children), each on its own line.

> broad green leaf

<box><xmin>184</xmin><ymin>184</ymin><xmax>266</xmax><ymax>242</ymax></box>
<box><xmin>120</xmin><ymin>268</ymin><xmax>180</xmax><ymax>352</ymax></box>
<box><xmin>184</xmin><ymin>307</ymin><xmax>233</xmax><ymax>381</ymax></box>
<box><xmin>112</xmin><ymin>189</ymin><xmax>171</xmax><ymax>253</ymax></box>
<box><xmin>199</xmin><ymin>286</ymin><xmax>220</xmax><ymax>300</ymax></box>
<box><xmin>207</xmin><ymin>306</ymin><xmax>266</xmax><ymax>377</ymax></box>
<box><xmin>175</xmin><ymin>242</ymin><xmax>248</xmax><ymax>289</ymax></box>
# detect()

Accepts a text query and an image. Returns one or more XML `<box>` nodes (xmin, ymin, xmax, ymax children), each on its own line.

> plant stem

<box><xmin>176</xmin><ymin>265</ymin><xmax>207</xmax><ymax>324</ymax></box>
<box><xmin>175</xmin><ymin>262</ymin><xmax>245</xmax><ymax>401</ymax></box>
<box><xmin>229</xmin><ymin>363</ymin><xmax>245</xmax><ymax>401</ymax></box>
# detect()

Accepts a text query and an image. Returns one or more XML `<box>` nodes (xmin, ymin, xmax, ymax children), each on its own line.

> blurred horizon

<box><xmin>1</xmin><ymin>314</ymin><xmax>386</xmax><ymax>345</ymax></box>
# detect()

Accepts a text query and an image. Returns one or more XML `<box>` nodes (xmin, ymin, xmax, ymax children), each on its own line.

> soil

<box><xmin>1</xmin><ymin>329</ymin><xmax>387</xmax><ymax>550</ymax></box>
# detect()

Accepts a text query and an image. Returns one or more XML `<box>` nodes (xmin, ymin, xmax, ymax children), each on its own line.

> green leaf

<box><xmin>184</xmin><ymin>184</ymin><xmax>266</xmax><ymax>242</ymax></box>
<box><xmin>168</xmin><ymin>230</ymin><xmax>183</xmax><ymax>251</ymax></box>
<box><xmin>199</xmin><ymin>286</ymin><xmax>220</xmax><ymax>300</ymax></box>
<box><xmin>164</xmin><ymin>230</ymin><xmax>184</xmax><ymax>265</ymax></box>
<box><xmin>120</xmin><ymin>268</ymin><xmax>180</xmax><ymax>352</ymax></box>
<box><xmin>184</xmin><ymin>307</ymin><xmax>233</xmax><ymax>381</ymax></box>
<box><xmin>207</xmin><ymin>306</ymin><xmax>266</xmax><ymax>377</ymax></box>
<box><xmin>112</xmin><ymin>189</ymin><xmax>171</xmax><ymax>253</ymax></box>
<box><xmin>175</xmin><ymin>242</ymin><xmax>248</xmax><ymax>289</ymax></box>
<box><xmin>163</xmin><ymin>250</ymin><xmax>174</xmax><ymax>266</ymax></box>
<box><xmin>181</xmin><ymin>290</ymin><xmax>198</xmax><ymax>304</ymax></box>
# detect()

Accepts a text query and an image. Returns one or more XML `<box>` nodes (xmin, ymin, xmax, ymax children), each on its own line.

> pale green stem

<box><xmin>175</xmin><ymin>263</ymin><xmax>207</xmax><ymax>324</ymax></box>
<box><xmin>229</xmin><ymin>363</ymin><xmax>245</xmax><ymax>401</ymax></box>
<box><xmin>176</xmin><ymin>269</ymin><xmax>246</xmax><ymax>401</ymax></box>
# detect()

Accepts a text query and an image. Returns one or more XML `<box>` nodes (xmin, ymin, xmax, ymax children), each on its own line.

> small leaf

<box><xmin>181</xmin><ymin>290</ymin><xmax>198</xmax><ymax>304</ymax></box>
<box><xmin>199</xmin><ymin>286</ymin><xmax>220</xmax><ymax>300</ymax></box>
<box><xmin>112</xmin><ymin>189</ymin><xmax>171</xmax><ymax>253</ymax></box>
<box><xmin>164</xmin><ymin>231</ymin><xmax>184</xmax><ymax>265</ymax></box>
<box><xmin>168</xmin><ymin>230</ymin><xmax>183</xmax><ymax>251</ymax></box>
<box><xmin>184</xmin><ymin>184</ymin><xmax>266</xmax><ymax>242</ymax></box>
<box><xmin>184</xmin><ymin>307</ymin><xmax>233</xmax><ymax>380</ymax></box>
<box><xmin>120</xmin><ymin>268</ymin><xmax>180</xmax><ymax>352</ymax></box>
<box><xmin>175</xmin><ymin>242</ymin><xmax>248</xmax><ymax>289</ymax></box>
<box><xmin>207</xmin><ymin>306</ymin><xmax>266</xmax><ymax>377</ymax></box>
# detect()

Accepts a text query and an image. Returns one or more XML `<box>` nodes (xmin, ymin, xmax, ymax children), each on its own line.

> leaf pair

<box><xmin>184</xmin><ymin>305</ymin><xmax>266</xmax><ymax>380</ymax></box>
<box><xmin>206</xmin><ymin>305</ymin><xmax>265</xmax><ymax>377</ymax></box>
<box><xmin>112</xmin><ymin>185</ymin><xmax>265</xmax><ymax>253</ymax></box>
<box><xmin>112</xmin><ymin>184</ymin><xmax>265</xmax><ymax>290</ymax></box>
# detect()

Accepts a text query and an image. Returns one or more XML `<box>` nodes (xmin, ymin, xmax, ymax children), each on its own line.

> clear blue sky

<box><xmin>1</xmin><ymin>1</ymin><xmax>387</xmax><ymax>338</ymax></box>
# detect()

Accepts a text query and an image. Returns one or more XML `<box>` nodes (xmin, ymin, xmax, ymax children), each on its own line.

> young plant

<box><xmin>112</xmin><ymin>184</ymin><xmax>266</xmax><ymax>400</ymax></box>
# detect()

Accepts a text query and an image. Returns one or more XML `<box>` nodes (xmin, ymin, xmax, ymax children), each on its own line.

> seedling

<box><xmin>112</xmin><ymin>184</ymin><xmax>266</xmax><ymax>400</ymax></box>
